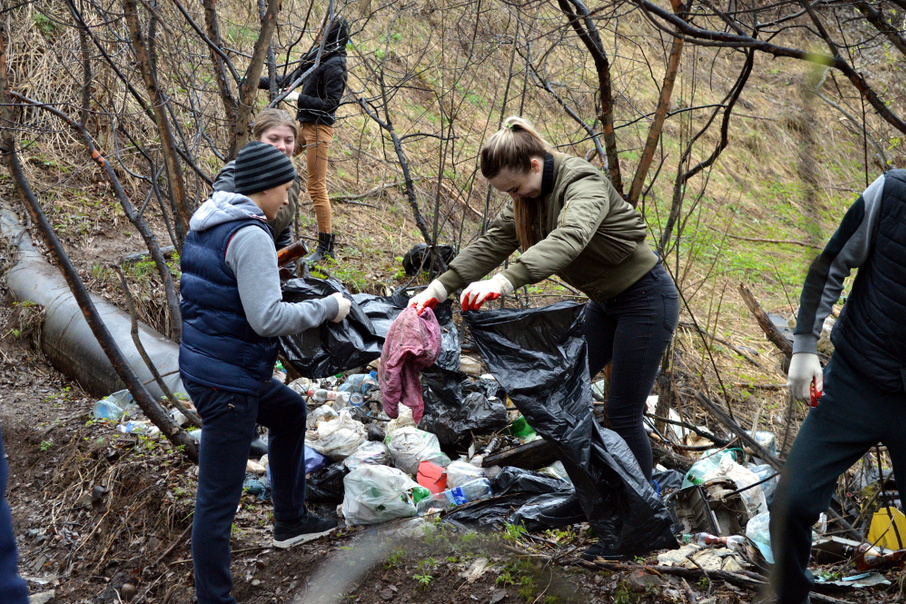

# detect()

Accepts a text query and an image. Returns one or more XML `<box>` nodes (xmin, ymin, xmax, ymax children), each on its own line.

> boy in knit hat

<box><xmin>180</xmin><ymin>141</ymin><xmax>350</xmax><ymax>604</ymax></box>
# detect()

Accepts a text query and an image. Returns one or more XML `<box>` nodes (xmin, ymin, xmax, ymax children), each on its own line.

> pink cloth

<box><xmin>379</xmin><ymin>306</ymin><xmax>441</xmax><ymax>423</ymax></box>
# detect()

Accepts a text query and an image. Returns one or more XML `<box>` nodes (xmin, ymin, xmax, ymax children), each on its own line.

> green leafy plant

<box><xmin>413</xmin><ymin>573</ymin><xmax>432</xmax><ymax>588</ymax></box>
<box><xmin>39</xmin><ymin>440</ymin><xmax>53</xmax><ymax>451</ymax></box>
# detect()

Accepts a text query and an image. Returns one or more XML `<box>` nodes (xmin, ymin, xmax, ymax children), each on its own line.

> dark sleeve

<box><xmin>296</xmin><ymin>64</ymin><xmax>346</xmax><ymax>114</ymax></box>
<box><xmin>792</xmin><ymin>174</ymin><xmax>885</xmax><ymax>353</ymax></box>
<box><xmin>212</xmin><ymin>160</ymin><xmax>236</xmax><ymax>193</ymax></box>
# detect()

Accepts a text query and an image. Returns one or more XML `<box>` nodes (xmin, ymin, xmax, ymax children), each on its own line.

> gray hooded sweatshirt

<box><xmin>188</xmin><ymin>191</ymin><xmax>339</xmax><ymax>337</ymax></box>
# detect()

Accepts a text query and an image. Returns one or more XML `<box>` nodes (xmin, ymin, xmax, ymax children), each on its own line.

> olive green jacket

<box><xmin>437</xmin><ymin>154</ymin><xmax>658</xmax><ymax>302</ymax></box>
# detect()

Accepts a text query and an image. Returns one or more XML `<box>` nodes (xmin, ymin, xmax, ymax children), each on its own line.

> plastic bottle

<box><xmin>339</xmin><ymin>372</ymin><xmax>379</xmax><ymax>396</ymax></box>
<box><xmin>683</xmin><ymin>532</ymin><xmax>746</xmax><ymax>550</ymax></box>
<box><xmin>308</xmin><ymin>389</ymin><xmax>342</xmax><ymax>403</ymax></box>
<box><xmin>415</xmin><ymin>478</ymin><xmax>493</xmax><ymax>514</ymax></box>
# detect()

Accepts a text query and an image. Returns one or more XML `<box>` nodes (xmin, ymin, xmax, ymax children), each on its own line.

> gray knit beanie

<box><xmin>234</xmin><ymin>141</ymin><xmax>297</xmax><ymax>196</ymax></box>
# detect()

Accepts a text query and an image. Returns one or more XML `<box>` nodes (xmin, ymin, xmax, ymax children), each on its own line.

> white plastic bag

<box><xmin>305</xmin><ymin>409</ymin><xmax>367</xmax><ymax>461</ymax></box>
<box><xmin>444</xmin><ymin>460</ymin><xmax>486</xmax><ymax>488</ymax></box>
<box><xmin>385</xmin><ymin>426</ymin><xmax>450</xmax><ymax>475</ymax></box>
<box><xmin>306</xmin><ymin>404</ymin><xmax>338</xmax><ymax>430</ymax></box>
<box><xmin>341</xmin><ymin>464</ymin><xmax>420</xmax><ymax>525</ymax></box>
<box><xmin>343</xmin><ymin>441</ymin><xmax>389</xmax><ymax>470</ymax></box>
<box><xmin>700</xmin><ymin>455</ymin><xmax>768</xmax><ymax>518</ymax></box>
<box><xmin>746</xmin><ymin>511</ymin><xmax>774</xmax><ymax>563</ymax></box>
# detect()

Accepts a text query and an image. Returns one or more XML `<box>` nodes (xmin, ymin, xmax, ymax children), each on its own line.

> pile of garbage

<box><xmin>87</xmin><ymin>277</ymin><xmax>906</xmax><ymax>591</ymax></box>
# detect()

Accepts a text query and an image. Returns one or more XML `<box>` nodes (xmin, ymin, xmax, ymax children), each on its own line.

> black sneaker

<box><xmin>580</xmin><ymin>540</ymin><xmax>626</xmax><ymax>562</ymax></box>
<box><xmin>273</xmin><ymin>514</ymin><xmax>338</xmax><ymax>549</ymax></box>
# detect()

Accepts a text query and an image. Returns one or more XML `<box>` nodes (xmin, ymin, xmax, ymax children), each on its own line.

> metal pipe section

<box><xmin>0</xmin><ymin>207</ymin><xmax>183</xmax><ymax>399</ymax></box>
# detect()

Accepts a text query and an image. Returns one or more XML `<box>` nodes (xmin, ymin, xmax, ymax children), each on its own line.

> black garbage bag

<box><xmin>280</xmin><ymin>280</ymin><xmax>459</xmax><ymax>377</ymax></box>
<box><xmin>492</xmin><ymin>466</ymin><xmax>572</xmax><ymax>496</ymax></box>
<box><xmin>419</xmin><ymin>366</ymin><xmax>508</xmax><ymax>446</ymax></box>
<box><xmin>352</xmin><ymin>294</ymin><xmax>461</xmax><ymax>372</ymax></box>
<box><xmin>441</xmin><ymin>492</ymin><xmax>533</xmax><ymax>530</ymax></box>
<box><xmin>464</xmin><ymin>302</ymin><xmax>677</xmax><ymax>556</ymax></box>
<box><xmin>510</xmin><ymin>491</ymin><xmax>586</xmax><ymax>532</ymax></box>
<box><xmin>306</xmin><ymin>463</ymin><xmax>349</xmax><ymax>504</ymax></box>
<box><xmin>280</xmin><ymin>277</ymin><xmax>382</xmax><ymax>377</ymax></box>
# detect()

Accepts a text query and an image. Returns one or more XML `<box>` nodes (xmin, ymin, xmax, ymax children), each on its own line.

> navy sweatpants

<box><xmin>770</xmin><ymin>353</ymin><xmax>906</xmax><ymax>604</ymax></box>
<box><xmin>583</xmin><ymin>263</ymin><xmax>679</xmax><ymax>480</ymax></box>
<box><xmin>0</xmin><ymin>424</ymin><xmax>29</xmax><ymax>604</ymax></box>
<box><xmin>186</xmin><ymin>378</ymin><xmax>309</xmax><ymax>604</ymax></box>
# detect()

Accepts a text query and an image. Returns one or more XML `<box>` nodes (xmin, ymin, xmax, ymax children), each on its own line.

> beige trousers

<box><xmin>299</xmin><ymin>122</ymin><xmax>334</xmax><ymax>234</ymax></box>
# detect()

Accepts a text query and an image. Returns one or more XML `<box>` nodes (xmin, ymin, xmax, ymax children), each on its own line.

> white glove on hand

<box><xmin>460</xmin><ymin>274</ymin><xmax>514</xmax><ymax>312</ymax></box>
<box><xmin>787</xmin><ymin>352</ymin><xmax>823</xmax><ymax>403</ymax></box>
<box><xmin>329</xmin><ymin>292</ymin><xmax>351</xmax><ymax>323</ymax></box>
<box><xmin>408</xmin><ymin>280</ymin><xmax>448</xmax><ymax>315</ymax></box>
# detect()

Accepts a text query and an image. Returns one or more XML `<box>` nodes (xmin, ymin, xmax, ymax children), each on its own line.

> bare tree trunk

<box><xmin>228</xmin><ymin>0</ymin><xmax>283</xmax><ymax>159</ymax></box>
<box><xmin>557</xmin><ymin>0</ymin><xmax>623</xmax><ymax>193</ymax></box>
<box><xmin>627</xmin><ymin>0</ymin><xmax>685</xmax><ymax>207</ymax></box>
<box><xmin>123</xmin><ymin>0</ymin><xmax>191</xmax><ymax>248</ymax></box>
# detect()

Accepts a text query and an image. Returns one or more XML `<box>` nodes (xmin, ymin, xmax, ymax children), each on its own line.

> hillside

<box><xmin>2</xmin><ymin>0</ymin><xmax>906</xmax><ymax>602</ymax></box>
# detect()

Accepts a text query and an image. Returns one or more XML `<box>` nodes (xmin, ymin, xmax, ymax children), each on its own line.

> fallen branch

<box><xmin>739</xmin><ymin>283</ymin><xmax>793</xmax><ymax>358</ymax></box>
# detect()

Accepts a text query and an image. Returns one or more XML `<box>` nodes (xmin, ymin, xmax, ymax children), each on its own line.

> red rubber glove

<box><xmin>460</xmin><ymin>274</ymin><xmax>514</xmax><ymax>311</ymax></box>
<box><xmin>408</xmin><ymin>280</ymin><xmax>447</xmax><ymax>315</ymax></box>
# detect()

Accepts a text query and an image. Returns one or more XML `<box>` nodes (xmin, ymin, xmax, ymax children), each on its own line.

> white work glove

<box><xmin>460</xmin><ymin>274</ymin><xmax>514</xmax><ymax>312</ymax></box>
<box><xmin>408</xmin><ymin>280</ymin><xmax>447</xmax><ymax>315</ymax></box>
<box><xmin>787</xmin><ymin>352</ymin><xmax>823</xmax><ymax>403</ymax></box>
<box><xmin>329</xmin><ymin>292</ymin><xmax>351</xmax><ymax>323</ymax></box>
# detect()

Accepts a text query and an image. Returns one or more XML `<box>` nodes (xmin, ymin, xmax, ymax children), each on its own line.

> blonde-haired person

<box><xmin>213</xmin><ymin>108</ymin><xmax>303</xmax><ymax>253</ymax></box>
<box><xmin>410</xmin><ymin>116</ymin><xmax>679</xmax><ymax>560</ymax></box>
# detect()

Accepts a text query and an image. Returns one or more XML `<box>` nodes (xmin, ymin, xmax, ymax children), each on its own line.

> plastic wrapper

<box><xmin>343</xmin><ymin>440</ymin><xmax>389</xmax><ymax>470</ymax></box>
<box><xmin>306</xmin><ymin>404</ymin><xmax>338</xmax><ymax>430</ymax></box>
<box><xmin>510</xmin><ymin>491</ymin><xmax>586</xmax><ymax>532</ymax></box>
<box><xmin>305</xmin><ymin>409</ymin><xmax>367</xmax><ymax>461</ymax></box>
<box><xmin>682</xmin><ymin>449</ymin><xmax>737</xmax><ymax>488</ymax></box>
<box><xmin>445</xmin><ymin>460</ymin><xmax>486</xmax><ymax>488</ymax></box>
<box><xmin>385</xmin><ymin>426</ymin><xmax>451</xmax><ymax>475</ymax></box>
<box><xmin>699</xmin><ymin>454</ymin><xmax>768</xmax><ymax>518</ymax></box>
<box><xmin>492</xmin><ymin>466</ymin><xmax>572</xmax><ymax>496</ymax></box>
<box><xmin>341</xmin><ymin>464</ymin><xmax>421</xmax><ymax>525</ymax></box>
<box><xmin>307</xmin><ymin>463</ymin><xmax>348</xmax><ymax>504</ymax></box>
<box><xmin>279</xmin><ymin>277</ymin><xmax>383</xmax><ymax>377</ymax></box>
<box><xmin>419</xmin><ymin>366</ymin><xmax>509</xmax><ymax>446</ymax></box>
<box><xmin>465</xmin><ymin>302</ymin><xmax>677</xmax><ymax>556</ymax></box>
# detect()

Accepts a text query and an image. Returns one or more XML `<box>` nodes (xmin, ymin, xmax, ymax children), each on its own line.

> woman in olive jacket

<box><xmin>411</xmin><ymin>116</ymin><xmax>679</xmax><ymax>557</ymax></box>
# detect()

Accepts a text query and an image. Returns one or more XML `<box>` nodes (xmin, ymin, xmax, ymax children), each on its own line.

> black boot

<box><xmin>304</xmin><ymin>232</ymin><xmax>335</xmax><ymax>263</ymax></box>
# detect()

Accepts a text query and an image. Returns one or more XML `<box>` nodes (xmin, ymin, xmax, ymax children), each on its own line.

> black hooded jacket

<box><xmin>261</xmin><ymin>17</ymin><xmax>349</xmax><ymax>126</ymax></box>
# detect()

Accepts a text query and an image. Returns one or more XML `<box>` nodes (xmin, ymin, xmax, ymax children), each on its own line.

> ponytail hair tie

<box><xmin>504</xmin><ymin>122</ymin><xmax>515</xmax><ymax>131</ymax></box>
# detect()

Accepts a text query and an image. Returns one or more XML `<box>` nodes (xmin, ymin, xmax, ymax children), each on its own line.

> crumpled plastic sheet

<box><xmin>306</xmin><ymin>463</ymin><xmax>348</xmax><ymax>504</ymax></box>
<box><xmin>464</xmin><ymin>302</ymin><xmax>678</xmax><ymax>556</ymax></box>
<box><xmin>280</xmin><ymin>277</ymin><xmax>382</xmax><ymax>378</ymax></box>
<box><xmin>419</xmin><ymin>365</ymin><xmax>508</xmax><ymax>446</ymax></box>
<box><xmin>305</xmin><ymin>409</ymin><xmax>367</xmax><ymax>461</ymax></box>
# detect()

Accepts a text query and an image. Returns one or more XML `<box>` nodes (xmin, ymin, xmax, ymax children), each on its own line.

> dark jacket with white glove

<box><xmin>793</xmin><ymin>169</ymin><xmax>906</xmax><ymax>392</ymax></box>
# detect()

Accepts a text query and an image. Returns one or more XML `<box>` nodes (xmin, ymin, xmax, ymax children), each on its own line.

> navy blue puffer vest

<box><xmin>179</xmin><ymin>219</ymin><xmax>277</xmax><ymax>394</ymax></box>
<box><xmin>832</xmin><ymin>170</ymin><xmax>906</xmax><ymax>392</ymax></box>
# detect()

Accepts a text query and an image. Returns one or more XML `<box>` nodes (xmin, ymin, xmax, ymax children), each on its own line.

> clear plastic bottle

<box><xmin>308</xmin><ymin>389</ymin><xmax>342</xmax><ymax>403</ymax></box>
<box><xmin>339</xmin><ymin>372</ymin><xmax>379</xmax><ymax>396</ymax></box>
<box><xmin>415</xmin><ymin>478</ymin><xmax>493</xmax><ymax>515</ymax></box>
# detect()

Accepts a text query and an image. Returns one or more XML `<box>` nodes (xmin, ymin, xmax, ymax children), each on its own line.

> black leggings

<box><xmin>583</xmin><ymin>263</ymin><xmax>679</xmax><ymax>480</ymax></box>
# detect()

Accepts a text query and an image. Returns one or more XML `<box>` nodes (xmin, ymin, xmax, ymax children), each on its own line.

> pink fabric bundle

<box><xmin>378</xmin><ymin>306</ymin><xmax>441</xmax><ymax>423</ymax></box>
